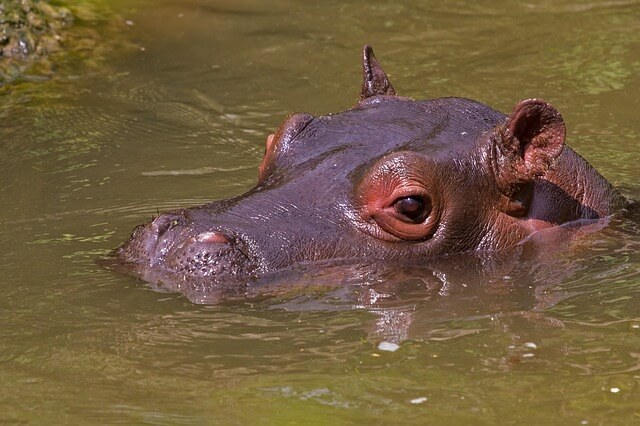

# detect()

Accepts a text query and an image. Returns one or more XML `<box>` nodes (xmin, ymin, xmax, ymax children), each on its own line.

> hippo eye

<box><xmin>356</xmin><ymin>152</ymin><xmax>440</xmax><ymax>242</ymax></box>
<box><xmin>393</xmin><ymin>196</ymin><xmax>431</xmax><ymax>223</ymax></box>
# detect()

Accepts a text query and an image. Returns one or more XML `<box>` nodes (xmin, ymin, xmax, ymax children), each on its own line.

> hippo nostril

<box><xmin>195</xmin><ymin>231</ymin><xmax>232</xmax><ymax>244</ymax></box>
<box><xmin>130</xmin><ymin>224</ymin><xmax>146</xmax><ymax>239</ymax></box>
<box><xmin>152</xmin><ymin>213</ymin><xmax>185</xmax><ymax>238</ymax></box>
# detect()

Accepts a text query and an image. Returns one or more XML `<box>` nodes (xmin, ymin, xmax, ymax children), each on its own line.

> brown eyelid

<box><xmin>355</xmin><ymin>152</ymin><xmax>441</xmax><ymax>242</ymax></box>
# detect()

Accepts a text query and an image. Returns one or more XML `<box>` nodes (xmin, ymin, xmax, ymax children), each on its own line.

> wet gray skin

<box><xmin>113</xmin><ymin>46</ymin><xmax>627</xmax><ymax>290</ymax></box>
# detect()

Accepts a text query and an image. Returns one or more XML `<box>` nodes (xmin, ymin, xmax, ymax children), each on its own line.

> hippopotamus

<box><xmin>112</xmin><ymin>46</ymin><xmax>627</xmax><ymax>294</ymax></box>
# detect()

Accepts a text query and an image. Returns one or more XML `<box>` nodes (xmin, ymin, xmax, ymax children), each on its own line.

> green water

<box><xmin>1</xmin><ymin>0</ymin><xmax>639</xmax><ymax>423</ymax></box>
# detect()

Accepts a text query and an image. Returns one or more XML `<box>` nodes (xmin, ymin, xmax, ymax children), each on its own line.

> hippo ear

<box><xmin>492</xmin><ymin>99</ymin><xmax>566</xmax><ymax>196</ymax></box>
<box><xmin>361</xmin><ymin>45</ymin><xmax>397</xmax><ymax>99</ymax></box>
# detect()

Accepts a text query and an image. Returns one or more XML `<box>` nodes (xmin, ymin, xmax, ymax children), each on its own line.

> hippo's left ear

<box><xmin>361</xmin><ymin>45</ymin><xmax>397</xmax><ymax>99</ymax></box>
<box><xmin>491</xmin><ymin>99</ymin><xmax>566</xmax><ymax>197</ymax></box>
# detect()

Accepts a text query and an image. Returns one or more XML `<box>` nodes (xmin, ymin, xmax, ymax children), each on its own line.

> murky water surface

<box><xmin>1</xmin><ymin>0</ymin><xmax>640</xmax><ymax>423</ymax></box>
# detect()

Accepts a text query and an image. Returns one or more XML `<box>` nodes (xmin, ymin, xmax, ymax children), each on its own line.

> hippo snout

<box><xmin>117</xmin><ymin>212</ymin><xmax>259</xmax><ymax>280</ymax></box>
<box><xmin>121</xmin><ymin>213</ymin><xmax>190</xmax><ymax>264</ymax></box>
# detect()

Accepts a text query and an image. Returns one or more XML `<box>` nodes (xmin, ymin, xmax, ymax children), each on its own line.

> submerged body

<box><xmin>113</xmin><ymin>46</ymin><xmax>626</xmax><ymax>291</ymax></box>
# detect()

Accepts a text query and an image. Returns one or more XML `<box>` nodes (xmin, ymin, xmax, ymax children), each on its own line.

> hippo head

<box><xmin>114</xmin><ymin>46</ymin><xmax>584</xmax><ymax>289</ymax></box>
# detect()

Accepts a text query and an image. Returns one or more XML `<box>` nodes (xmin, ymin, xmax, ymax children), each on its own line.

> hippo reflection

<box><xmin>112</xmin><ymin>46</ymin><xmax>626</xmax><ymax>294</ymax></box>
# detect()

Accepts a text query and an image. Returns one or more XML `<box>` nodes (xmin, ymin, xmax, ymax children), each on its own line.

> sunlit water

<box><xmin>1</xmin><ymin>0</ymin><xmax>639</xmax><ymax>423</ymax></box>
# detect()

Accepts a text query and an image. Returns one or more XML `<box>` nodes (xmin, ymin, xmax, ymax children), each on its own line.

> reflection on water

<box><xmin>0</xmin><ymin>0</ymin><xmax>639</xmax><ymax>423</ymax></box>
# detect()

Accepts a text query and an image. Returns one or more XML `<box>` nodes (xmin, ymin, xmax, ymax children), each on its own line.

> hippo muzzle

<box><xmin>117</xmin><ymin>211</ymin><xmax>261</xmax><ymax>281</ymax></box>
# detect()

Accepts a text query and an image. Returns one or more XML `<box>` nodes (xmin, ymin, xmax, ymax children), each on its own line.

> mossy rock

<box><xmin>0</xmin><ymin>0</ymin><xmax>135</xmax><ymax>86</ymax></box>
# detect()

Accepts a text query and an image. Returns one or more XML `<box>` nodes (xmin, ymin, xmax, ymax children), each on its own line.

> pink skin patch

<box><xmin>265</xmin><ymin>133</ymin><xmax>275</xmax><ymax>152</ymax></box>
<box><xmin>258</xmin><ymin>133</ymin><xmax>276</xmax><ymax>181</ymax></box>
<box><xmin>195</xmin><ymin>231</ymin><xmax>231</xmax><ymax>244</ymax></box>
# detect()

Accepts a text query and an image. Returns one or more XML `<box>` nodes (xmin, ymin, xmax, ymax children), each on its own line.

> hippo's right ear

<box><xmin>361</xmin><ymin>45</ymin><xmax>397</xmax><ymax>99</ymax></box>
<box><xmin>491</xmin><ymin>99</ymin><xmax>566</xmax><ymax>197</ymax></box>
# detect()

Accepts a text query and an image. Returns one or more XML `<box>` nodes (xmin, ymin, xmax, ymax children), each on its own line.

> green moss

<box><xmin>0</xmin><ymin>0</ymin><xmax>136</xmax><ymax>86</ymax></box>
